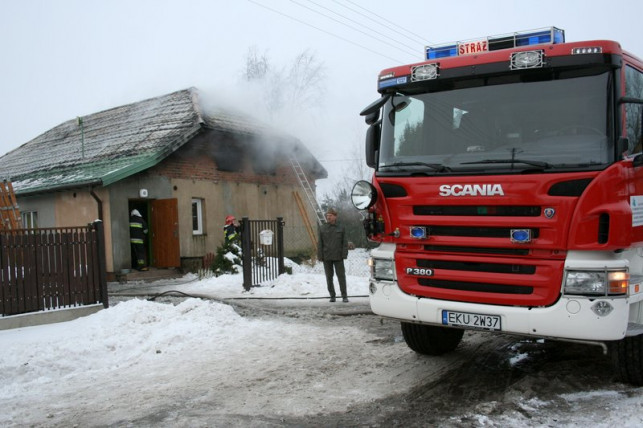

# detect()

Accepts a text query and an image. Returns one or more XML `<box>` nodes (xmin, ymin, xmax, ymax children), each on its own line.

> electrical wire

<box><xmin>247</xmin><ymin>0</ymin><xmax>407</xmax><ymax>63</ymax></box>
<box><xmin>294</xmin><ymin>0</ymin><xmax>418</xmax><ymax>57</ymax></box>
<box><xmin>335</xmin><ymin>0</ymin><xmax>432</xmax><ymax>46</ymax></box>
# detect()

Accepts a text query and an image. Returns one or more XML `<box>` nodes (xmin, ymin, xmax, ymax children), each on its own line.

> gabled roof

<box><xmin>0</xmin><ymin>87</ymin><xmax>326</xmax><ymax>195</ymax></box>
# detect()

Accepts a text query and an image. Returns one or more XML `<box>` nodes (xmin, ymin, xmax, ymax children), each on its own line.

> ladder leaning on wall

<box><xmin>0</xmin><ymin>180</ymin><xmax>21</xmax><ymax>230</ymax></box>
<box><xmin>289</xmin><ymin>156</ymin><xmax>325</xmax><ymax>226</ymax></box>
<box><xmin>292</xmin><ymin>191</ymin><xmax>318</xmax><ymax>248</ymax></box>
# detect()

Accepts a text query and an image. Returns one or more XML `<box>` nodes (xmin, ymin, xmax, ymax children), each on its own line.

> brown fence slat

<box><xmin>38</xmin><ymin>230</ymin><xmax>53</xmax><ymax>311</ymax></box>
<box><xmin>67</xmin><ymin>230</ymin><xmax>79</xmax><ymax>306</ymax></box>
<box><xmin>44</xmin><ymin>230</ymin><xmax>57</xmax><ymax>310</ymax></box>
<box><xmin>8</xmin><ymin>233</ymin><xmax>21</xmax><ymax>314</ymax></box>
<box><xmin>0</xmin><ymin>234</ymin><xmax>5</xmax><ymax>313</ymax></box>
<box><xmin>3</xmin><ymin>233</ymin><xmax>18</xmax><ymax>315</ymax></box>
<box><xmin>61</xmin><ymin>230</ymin><xmax>72</xmax><ymax>308</ymax></box>
<box><xmin>23</xmin><ymin>233</ymin><xmax>38</xmax><ymax>313</ymax></box>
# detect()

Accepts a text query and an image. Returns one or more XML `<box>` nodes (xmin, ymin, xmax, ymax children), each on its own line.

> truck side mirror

<box><xmin>364</xmin><ymin>110</ymin><xmax>379</xmax><ymax>125</ymax></box>
<box><xmin>365</xmin><ymin>123</ymin><xmax>380</xmax><ymax>169</ymax></box>
<box><xmin>633</xmin><ymin>154</ymin><xmax>643</xmax><ymax>167</ymax></box>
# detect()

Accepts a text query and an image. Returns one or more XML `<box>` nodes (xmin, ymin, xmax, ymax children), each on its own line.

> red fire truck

<box><xmin>351</xmin><ymin>27</ymin><xmax>643</xmax><ymax>384</ymax></box>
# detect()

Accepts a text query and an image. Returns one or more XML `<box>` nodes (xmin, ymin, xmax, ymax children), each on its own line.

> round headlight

<box><xmin>351</xmin><ymin>180</ymin><xmax>377</xmax><ymax>210</ymax></box>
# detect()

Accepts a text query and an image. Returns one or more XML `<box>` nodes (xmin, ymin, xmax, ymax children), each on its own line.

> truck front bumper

<box><xmin>370</xmin><ymin>279</ymin><xmax>630</xmax><ymax>341</ymax></box>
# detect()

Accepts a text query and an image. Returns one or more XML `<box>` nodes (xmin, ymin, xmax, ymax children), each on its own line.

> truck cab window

<box><xmin>625</xmin><ymin>65</ymin><xmax>643</xmax><ymax>154</ymax></box>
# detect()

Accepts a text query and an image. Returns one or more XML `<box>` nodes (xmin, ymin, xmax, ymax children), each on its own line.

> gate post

<box><xmin>241</xmin><ymin>217</ymin><xmax>252</xmax><ymax>291</ymax></box>
<box><xmin>93</xmin><ymin>220</ymin><xmax>109</xmax><ymax>308</ymax></box>
<box><xmin>277</xmin><ymin>217</ymin><xmax>285</xmax><ymax>275</ymax></box>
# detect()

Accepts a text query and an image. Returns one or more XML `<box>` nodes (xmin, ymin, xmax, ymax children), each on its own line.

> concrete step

<box><xmin>116</xmin><ymin>267</ymin><xmax>183</xmax><ymax>283</ymax></box>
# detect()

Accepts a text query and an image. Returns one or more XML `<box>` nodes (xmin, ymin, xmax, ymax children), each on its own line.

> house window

<box><xmin>21</xmin><ymin>211</ymin><xmax>38</xmax><ymax>229</ymax></box>
<box><xmin>192</xmin><ymin>198</ymin><xmax>204</xmax><ymax>235</ymax></box>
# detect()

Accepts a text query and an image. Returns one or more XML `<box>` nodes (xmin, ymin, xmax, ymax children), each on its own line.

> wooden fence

<box><xmin>0</xmin><ymin>221</ymin><xmax>108</xmax><ymax>316</ymax></box>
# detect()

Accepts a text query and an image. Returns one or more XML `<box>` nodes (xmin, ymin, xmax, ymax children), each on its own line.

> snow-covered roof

<box><xmin>0</xmin><ymin>87</ymin><xmax>326</xmax><ymax>195</ymax></box>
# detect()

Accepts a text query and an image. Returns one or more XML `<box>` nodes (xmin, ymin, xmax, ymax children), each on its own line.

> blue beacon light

<box><xmin>510</xmin><ymin>229</ymin><xmax>532</xmax><ymax>243</ymax></box>
<box><xmin>410</xmin><ymin>226</ymin><xmax>427</xmax><ymax>239</ymax></box>
<box><xmin>425</xmin><ymin>27</ymin><xmax>564</xmax><ymax>61</ymax></box>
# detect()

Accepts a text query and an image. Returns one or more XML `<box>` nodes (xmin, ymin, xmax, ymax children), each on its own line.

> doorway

<box><xmin>128</xmin><ymin>200</ymin><xmax>150</xmax><ymax>269</ymax></box>
<box><xmin>128</xmin><ymin>198</ymin><xmax>180</xmax><ymax>269</ymax></box>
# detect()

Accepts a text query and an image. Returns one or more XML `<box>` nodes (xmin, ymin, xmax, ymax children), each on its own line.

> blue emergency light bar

<box><xmin>426</xmin><ymin>27</ymin><xmax>565</xmax><ymax>60</ymax></box>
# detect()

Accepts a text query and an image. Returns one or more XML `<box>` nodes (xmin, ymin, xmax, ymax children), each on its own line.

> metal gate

<box><xmin>241</xmin><ymin>217</ymin><xmax>285</xmax><ymax>290</ymax></box>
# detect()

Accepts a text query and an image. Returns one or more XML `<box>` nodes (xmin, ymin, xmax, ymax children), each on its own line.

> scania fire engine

<box><xmin>351</xmin><ymin>27</ymin><xmax>643</xmax><ymax>384</ymax></box>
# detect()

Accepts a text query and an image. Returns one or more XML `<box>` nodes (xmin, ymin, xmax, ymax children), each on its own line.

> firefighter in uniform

<box><xmin>224</xmin><ymin>215</ymin><xmax>240</xmax><ymax>243</ymax></box>
<box><xmin>130</xmin><ymin>209</ymin><xmax>148</xmax><ymax>271</ymax></box>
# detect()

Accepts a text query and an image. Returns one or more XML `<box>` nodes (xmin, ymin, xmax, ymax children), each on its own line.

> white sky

<box><xmin>1</xmin><ymin>0</ymin><xmax>642</xmax><ymax>193</ymax></box>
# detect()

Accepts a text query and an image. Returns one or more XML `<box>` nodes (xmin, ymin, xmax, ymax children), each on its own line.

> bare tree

<box><xmin>286</xmin><ymin>50</ymin><xmax>325</xmax><ymax>110</ymax></box>
<box><xmin>243</xmin><ymin>46</ymin><xmax>270</xmax><ymax>81</ymax></box>
<box><xmin>241</xmin><ymin>47</ymin><xmax>326</xmax><ymax>115</ymax></box>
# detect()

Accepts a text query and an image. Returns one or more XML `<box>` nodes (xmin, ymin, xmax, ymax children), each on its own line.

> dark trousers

<box><xmin>131</xmin><ymin>243</ymin><xmax>146</xmax><ymax>269</ymax></box>
<box><xmin>323</xmin><ymin>260</ymin><xmax>347</xmax><ymax>298</ymax></box>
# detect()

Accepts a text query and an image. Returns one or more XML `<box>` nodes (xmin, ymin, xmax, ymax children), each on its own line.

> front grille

<box><xmin>414</xmin><ymin>205</ymin><xmax>541</xmax><ymax>216</ymax></box>
<box><xmin>428</xmin><ymin>226</ymin><xmax>540</xmax><ymax>238</ymax></box>
<box><xmin>424</xmin><ymin>245</ymin><xmax>529</xmax><ymax>256</ymax></box>
<box><xmin>418</xmin><ymin>278</ymin><xmax>534</xmax><ymax>294</ymax></box>
<box><xmin>416</xmin><ymin>259</ymin><xmax>536</xmax><ymax>274</ymax></box>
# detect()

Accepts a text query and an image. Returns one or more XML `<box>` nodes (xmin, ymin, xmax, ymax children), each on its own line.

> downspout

<box><xmin>90</xmin><ymin>186</ymin><xmax>103</xmax><ymax>221</ymax></box>
<box><xmin>90</xmin><ymin>186</ymin><xmax>108</xmax><ymax>284</ymax></box>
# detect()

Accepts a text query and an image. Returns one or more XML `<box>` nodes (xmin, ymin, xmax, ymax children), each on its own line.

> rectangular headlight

<box><xmin>564</xmin><ymin>270</ymin><xmax>628</xmax><ymax>296</ymax></box>
<box><xmin>371</xmin><ymin>258</ymin><xmax>395</xmax><ymax>281</ymax></box>
<box><xmin>510</xmin><ymin>50</ymin><xmax>544</xmax><ymax>70</ymax></box>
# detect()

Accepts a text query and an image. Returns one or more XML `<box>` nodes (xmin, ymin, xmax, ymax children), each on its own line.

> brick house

<box><xmin>0</xmin><ymin>88</ymin><xmax>326</xmax><ymax>279</ymax></box>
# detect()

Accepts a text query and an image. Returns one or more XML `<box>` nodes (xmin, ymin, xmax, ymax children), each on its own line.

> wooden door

<box><xmin>150</xmin><ymin>198</ymin><xmax>180</xmax><ymax>267</ymax></box>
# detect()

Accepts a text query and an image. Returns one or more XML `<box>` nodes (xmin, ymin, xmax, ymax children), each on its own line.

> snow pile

<box><xmin>178</xmin><ymin>247</ymin><xmax>371</xmax><ymax>299</ymax></box>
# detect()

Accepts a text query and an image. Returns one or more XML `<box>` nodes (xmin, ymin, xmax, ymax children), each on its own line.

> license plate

<box><xmin>442</xmin><ymin>310</ymin><xmax>501</xmax><ymax>331</ymax></box>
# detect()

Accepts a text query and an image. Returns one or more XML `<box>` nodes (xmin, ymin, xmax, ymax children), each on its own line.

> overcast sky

<box><xmin>1</xmin><ymin>0</ymin><xmax>642</xmax><ymax>192</ymax></box>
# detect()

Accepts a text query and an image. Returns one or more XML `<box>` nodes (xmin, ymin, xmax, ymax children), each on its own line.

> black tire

<box><xmin>610</xmin><ymin>334</ymin><xmax>643</xmax><ymax>386</ymax></box>
<box><xmin>401</xmin><ymin>322</ymin><xmax>464</xmax><ymax>356</ymax></box>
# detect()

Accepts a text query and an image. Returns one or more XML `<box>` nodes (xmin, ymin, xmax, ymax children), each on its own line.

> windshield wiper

<box><xmin>380</xmin><ymin>162</ymin><xmax>452</xmax><ymax>172</ymax></box>
<box><xmin>461</xmin><ymin>158</ymin><xmax>552</xmax><ymax>169</ymax></box>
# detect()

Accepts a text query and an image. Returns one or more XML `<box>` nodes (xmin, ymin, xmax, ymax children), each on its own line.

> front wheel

<box><xmin>401</xmin><ymin>322</ymin><xmax>464</xmax><ymax>356</ymax></box>
<box><xmin>610</xmin><ymin>334</ymin><xmax>643</xmax><ymax>386</ymax></box>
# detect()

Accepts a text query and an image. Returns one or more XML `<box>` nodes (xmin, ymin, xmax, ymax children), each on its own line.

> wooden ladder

<box><xmin>289</xmin><ymin>156</ymin><xmax>325</xmax><ymax>225</ymax></box>
<box><xmin>293</xmin><ymin>191</ymin><xmax>318</xmax><ymax>249</ymax></box>
<box><xmin>0</xmin><ymin>181</ymin><xmax>21</xmax><ymax>230</ymax></box>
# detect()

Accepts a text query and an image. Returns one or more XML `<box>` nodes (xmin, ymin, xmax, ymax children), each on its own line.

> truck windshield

<box><xmin>379</xmin><ymin>72</ymin><xmax>612</xmax><ymax>174</ymax></box>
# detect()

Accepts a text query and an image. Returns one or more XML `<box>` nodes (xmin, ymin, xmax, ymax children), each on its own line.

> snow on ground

<box><xmin>177</xmin><ymin>247</ymin><xmax>371</xmax><ymax>299</ymax></box>
<box><xmin>1</xmin><ymin>248</ymin><xmax>643</xmax><ymax>426</ymax></box>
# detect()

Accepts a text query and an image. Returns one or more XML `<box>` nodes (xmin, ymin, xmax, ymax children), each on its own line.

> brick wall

<box><xmin>149</xmin><ymin>129</ymin><xmax>317</xmax><ymax>186</ymax></box>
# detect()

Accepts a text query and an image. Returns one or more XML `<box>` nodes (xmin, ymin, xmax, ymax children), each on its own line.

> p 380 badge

<box><xmin>406</xmin><ymin>267</ymin><xmax>434</xmax><ymax>276</ymax></box>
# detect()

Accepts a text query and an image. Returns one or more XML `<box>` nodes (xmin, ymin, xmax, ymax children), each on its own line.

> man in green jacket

<box><xmin>317</xmin><ymin>207</ymin><xmax>349</xmax><ymax>302</ymax></box>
